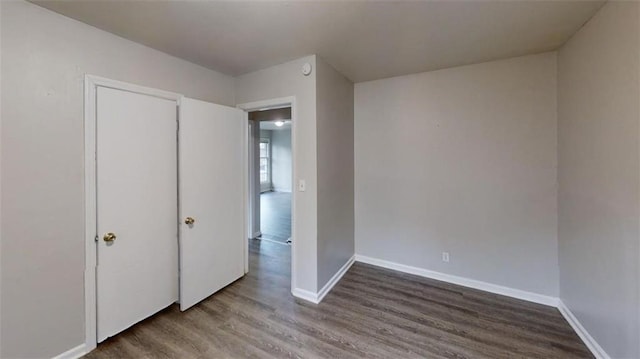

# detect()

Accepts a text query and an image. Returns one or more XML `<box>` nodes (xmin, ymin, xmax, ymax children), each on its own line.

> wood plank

<box><xmin>85</xmin><ymin>240</ymin><xmax>592</xmax><ymax>359</ymax></box>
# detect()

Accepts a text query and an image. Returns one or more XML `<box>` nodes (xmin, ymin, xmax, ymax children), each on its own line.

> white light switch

<box><xmin>298</xmin><ymin>179</ymin><xmax>306</xmax><ymax>192</ymax></box>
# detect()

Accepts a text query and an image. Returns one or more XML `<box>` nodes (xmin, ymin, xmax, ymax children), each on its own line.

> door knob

<box><xmin>103</xmin><ymin>232</ymin><xmax>117</xmax><ymax>242</ymax></box>
<box><xmin>185</xmin><ymin>217</ymin><xmax>195</xmax><ymax>225</ymax></box>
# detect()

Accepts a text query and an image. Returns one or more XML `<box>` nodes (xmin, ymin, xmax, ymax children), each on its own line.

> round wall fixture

<box><xmin>302</xmin><ymin>62</ymin><xmax>312</xmax><ymax>76</ymax></box>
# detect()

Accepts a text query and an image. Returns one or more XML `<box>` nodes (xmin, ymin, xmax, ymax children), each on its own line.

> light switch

<box><xmin>298</xmin><ymin>179</ymin><xmax>306</xmax><ymax>192</ymax></box>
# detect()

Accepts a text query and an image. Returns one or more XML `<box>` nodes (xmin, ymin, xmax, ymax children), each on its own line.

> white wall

<box><xmin>271</xmin><ymin>129</ymin><xmax>292</xmax><ymax>192</ymax></box>
<box><xmin>0</xmin><ymin>2</ymin><xmax>3</xmax><ymax>355</ymax></box>
<box><xmin>355</xmin><ymin>52</ymin><xmax>559</xmax><ymax>297</ymax></box>
<box><xmin>249</xmin><ymin>121</ymin><xmax>261</xmax><ymax>237</ymax></box>
<box><xmin>235</xmin><ymin>55</ymin><xmax>319</xmax><ymax>294</ymax></box>
<box><xmin>0</xmin><ymin>1</ymin><xmax>235</xmax><ymax>358</ymax></box>
<box><xmin>557</xmin><ymin>2</ymin><xmax>640</xmax><ymax>358</ymax></box>
<box><xmin>260</xmin><ymin>129</ymin><xmax>272</xmax><ymax>139</ymax></box>
<box><xmin>316</xmin><ymin>57</ymin><xmax>355</xmax><ymax>289</ymax></box>
<box><xmin>7</xmin><ymin>2</ymin><xmax>638</xmax><ymax>358</ymax></box>
<box><xmin>237</xmin><ymin>56</ymin><xmax>355</xmax><ymax>294</ymax></box>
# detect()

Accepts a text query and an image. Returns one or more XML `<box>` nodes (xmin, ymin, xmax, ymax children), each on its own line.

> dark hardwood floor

<box><xmin>85</xmin><ymin>240</ymin><xmax>592</xmax><ymax>358</ymax></box>
<box><xmin>259</xmin><ymin>191</ymin><xmax>291</xmax><ymax>244</ymax></box>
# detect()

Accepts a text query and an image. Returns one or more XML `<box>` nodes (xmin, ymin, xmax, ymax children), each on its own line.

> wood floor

<box><xmin>259</xmin><ymin>191</ymin><xmax>291</xmax><ymax>244</ymax></box>
<box><xmin>85</xmin><ymin>240</ymin><xmax>592</xmax><ymax>359</ymax></box>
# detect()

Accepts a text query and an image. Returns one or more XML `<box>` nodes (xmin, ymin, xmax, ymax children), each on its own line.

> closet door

<box><xmin>96</xmin><ymin>87</ymin><xmax>178</xmax><ymax>342</ymax></box>
<box><xmin>179</xmin><ymin>97</ymin><xmax>245</xmax><ymax>311</ymax></box>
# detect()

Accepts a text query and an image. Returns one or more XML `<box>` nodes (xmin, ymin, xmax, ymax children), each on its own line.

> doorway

<box><xmin>257</xmin><ymin>108</ymin><xmax>292</xmax><ymax>245</ymax></box>
<box><xmin>238</xmin><ymin>98</ymin><xmax>297</xmax><ymax>290</ymax></box>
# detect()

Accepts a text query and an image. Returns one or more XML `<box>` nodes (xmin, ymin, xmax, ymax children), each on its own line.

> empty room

<box><xmin>0</xmin><ymin>1</ymin><xmax>638</xmax><ymax>358</ymax></box>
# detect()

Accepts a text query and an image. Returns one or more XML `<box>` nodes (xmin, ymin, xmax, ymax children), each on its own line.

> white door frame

<box><xmin>83</xmin><ymin>75</ymin><xmax>182</xmax><ymax>352</ymax></box>
<box><xmin>237</xmin><ymin>97</ymin><xmax>297</xmax><ymax>288</ymax></box>
<box><xmin>247</xmin><ymin>119</ymin><xmax>261</xmax><ymax>239</ymax></box>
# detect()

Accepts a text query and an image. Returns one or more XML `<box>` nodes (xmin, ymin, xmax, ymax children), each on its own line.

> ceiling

<box><xmin>32</xmin><ymin>0</ymin><xmax>605</xmax><ymax>82</ymax></box>
<box><xmin>250</xmin><ymin>108</ymin><xmax>292</xmax><ymax>130</ymax></box>
<box><xmin>261</xmin><ymin>121</ymin><xmax>292</xmax><ymax>131</ymax></box>
<box><xmin>249</xmin><ymin>107</ymin><xmax>292</xmax><ymax>122</ymax></box>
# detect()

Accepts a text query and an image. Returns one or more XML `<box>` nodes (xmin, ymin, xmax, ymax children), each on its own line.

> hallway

<box><xmin>259</xmin><ymin>191</ymin><xmax>291</xmax><ymax>244</ymax></box>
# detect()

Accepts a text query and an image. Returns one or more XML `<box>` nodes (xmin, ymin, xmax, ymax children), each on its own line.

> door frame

<box><xmin>83</xmin><ymin>75</ymin><xmax>182</xmax><ymax>352</ymax></box>
<box><xmin>237</xmin><ymin>97</ymin><xmax>297</xmax><ymax>287</ymax></box>
<box><xmin>247</xmin><ymin>119</ymin><xmax>261</xmax><ymax>239</ymax></box>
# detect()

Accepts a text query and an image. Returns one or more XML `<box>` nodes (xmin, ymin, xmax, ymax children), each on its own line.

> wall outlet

<box><xmin>442</xmin><ymin>252</ymin><xmax>450</xmax><ymax>262</ymax></box>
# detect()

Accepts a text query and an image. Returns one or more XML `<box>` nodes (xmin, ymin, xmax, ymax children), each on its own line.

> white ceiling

<box><xmin>32</xmin><ymin>0</ymin><xmax>605</xmax><ymax>82</ymax></box>
<box><xmin>261</xmin><ymin>120</ymin><xmax>292</xmax><ymax>131</ymax></box>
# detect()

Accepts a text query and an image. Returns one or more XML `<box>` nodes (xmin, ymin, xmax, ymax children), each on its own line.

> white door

<box><xmin>96</xmin><ymin>87</ymin><xmax>179</xmax><ymax>342</ymax></box>
<box><xmin>179</xmin><ymin>97</ymin><xmax>245</xmax><ymax>311</ymax></box>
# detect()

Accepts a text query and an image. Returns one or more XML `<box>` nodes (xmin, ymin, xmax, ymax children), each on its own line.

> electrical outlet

<box><xmin>442</xmin><ymin>252</ymin><xmax>450</xmax><ymax>263</ymax></box>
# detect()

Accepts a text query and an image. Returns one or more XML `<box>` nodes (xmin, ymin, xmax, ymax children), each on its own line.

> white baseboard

<box><xmin>56</xmin><ymin>256</ymin><xmax>605</xmax><ymax>359</ymax></box>
<box><xmin>354</xmin><ymin>254</ymin><xmax>558</xmax><ymax>307</ymax></box>
<box><xmin>291</xmin><ymin>287</ymin><xmax>319</xmax><ymax>304</ymax></box>
<box><xmin>316</xmin><ymin>255</ymin><xmax>355</xmax><ymax>303</ymax></box>
<box><xmin>292</xmin><ymin>255</ymin><xmax>355</xmax><ymax>304</ymax></box>
<box><xmin>272</xmin><ymin>188</ymin><xmax>292</xmax><ymax>193</ymax></box>
<box><xmin>52</xmin><ymin>344</ymin><xmax>88</xmax><ymax>359</ymax></box>
<box><xmin>354</xmin><ymin>254</ymin><xmax>611</xmax><ymax>359</ymax></box>
<box><xmin>557</xmin><ymin>300</ymin><xmax>610</xmax><ymax>359</ymax></box>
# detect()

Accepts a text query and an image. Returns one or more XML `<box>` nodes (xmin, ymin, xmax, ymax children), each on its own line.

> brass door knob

<box><xmin>103</xmin><ymin>232</ymin><xmax>117</xmax><ymax>242</ymax></box>
<box><xmin>185</xmin><ymin>217</ymin><xmax>195</xmax><ymax>225</ymax></box>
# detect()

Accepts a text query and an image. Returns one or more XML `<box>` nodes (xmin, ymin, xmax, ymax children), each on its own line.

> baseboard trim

<box><xmin>354</xmin><ymin>254</ymin><xmax>558</xmax><ymax>307</ymax></box>
<box><xmin>317</xmin><ymin>256</ymin><xmax>355</xmax><ymax>303</ymax></box>
<box><xmin>354</xmin><ymin>254</ymin><xmax>612</xmax><ymax>358</ymax></box>
<box><xmin>291</xmin><ymin>287</ymin><xmax>319</xmax><ymax>304</ymax></box>
<box><xmin>557</xmin><ymin>300</ymin><xmax>610</xmax><ymax>359</ymax></box>
<box><xmin>292</xmin><ymin>255</ymin><xmax>355</xmax><ymax>304</ymax></box>
<box><xmin>54</xmin><ymin>258</ymin><xmax>607</xmax><ymax>359</ymax></box>
<box><xmin>272</xmin><ymin>188</ymin><xmax>292</xmax><ymax>193</ymax></box>
<box><xmin>52</xmin><ymin>344</ymin><xmax>88</xmax><ymax>359</ymax></box>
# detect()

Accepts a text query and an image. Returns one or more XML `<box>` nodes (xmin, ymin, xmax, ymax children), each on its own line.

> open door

<box><xmin>178</xmin><ymin>97</ymin><xmax>245</xmax><ymax>311</ymax></box>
